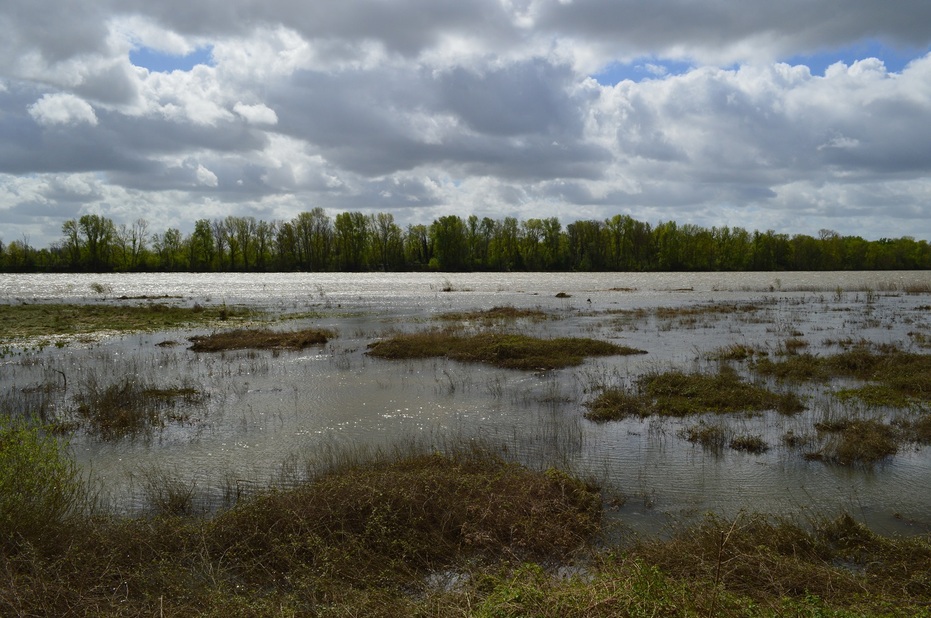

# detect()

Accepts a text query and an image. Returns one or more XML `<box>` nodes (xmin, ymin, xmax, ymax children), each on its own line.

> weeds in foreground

<box><xmin>0</xmin><ymin>419</ymin><xmax>87</xmax><ymax>554</ymax></box>
<box><xmin>367</xmin><ymin>329</ymin><xmax>646</xmax><ymax>370</ymax></box>
<box><xmin>2</xmin><ymin>432</ymin><xmax>930</xmax><ymax>617</ymax></box>
<box><xmin>585</xmin><ymin>366</ymin><xmax>804</xmax><ymax>421</ymax></box>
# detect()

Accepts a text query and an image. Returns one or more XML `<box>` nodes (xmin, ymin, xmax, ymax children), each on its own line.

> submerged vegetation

<box><xmin>73</xmin><ymin>376</ymin><xmax>206</xmax><ymax>439</ymax></box>
<box><xmin>367</xmin><ymin>329</ymin><xmax>646</xmax><ymax>370</ymax></box>
<box><xmin>0</xmin><ymin>302</ymin><xmax>254</xmax><ymax>346</ymax></box>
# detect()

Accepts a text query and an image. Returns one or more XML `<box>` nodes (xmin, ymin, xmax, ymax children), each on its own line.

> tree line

<box><xmin>1</xmin><ymin>209</ymin><xmax>929</xmax><ymax>273</ymax></box>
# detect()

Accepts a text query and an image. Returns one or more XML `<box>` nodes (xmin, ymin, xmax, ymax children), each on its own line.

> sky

<box><xmin>3</xmin><ymin>1</ymin><xmax>931</xmax><ymax>248</ymax></box>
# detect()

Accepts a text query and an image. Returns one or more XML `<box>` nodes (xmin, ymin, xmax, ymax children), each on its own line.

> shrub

<box><xmin>0</xmin><ymin>419</ymin><xmax>85</xmax><ymax>553</ymax></box>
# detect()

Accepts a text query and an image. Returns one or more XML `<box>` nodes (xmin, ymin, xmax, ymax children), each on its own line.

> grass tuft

<box><xmin>806</xmin><ymin>418</ymin><xmax>898</xmax><ymax>465</ymax></box>
<box><xmin>586</xmin><ymin>367</ymin><xmax>804</xmax><ymax>421</ymax></box>
<box><xmin>189</xmin><ymin>327</ymin><xmax>332</xmax><ymax>352</ymax></box>
<box><xmin>367</xmin><ymin>330</ymin><xmax>645</xmax><ymax>370</ymax></box>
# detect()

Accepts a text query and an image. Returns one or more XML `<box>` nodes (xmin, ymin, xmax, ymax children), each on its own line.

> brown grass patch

<box><xmin>367</xmin><ymin>330</ymin><xmax>646</xmax><ymax>370</ymax></box>
<box><xmin>189</xmin><ymin>327</ymin><xmax>331</xmax><ymax>352</ymax></box>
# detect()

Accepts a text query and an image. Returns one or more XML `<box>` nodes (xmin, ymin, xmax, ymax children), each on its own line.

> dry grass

<box><xmin>188</xmin><ymin>327</ymin><xmax>332</xmax><ymax>352</ymax></box>
<box><xmin>366</xmin><ymin>330</ymin><xmax>646</xmax><ymax>370</ymax></box>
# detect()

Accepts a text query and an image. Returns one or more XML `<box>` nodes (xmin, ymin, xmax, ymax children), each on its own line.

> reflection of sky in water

<box><xmin>2</xmin><ymin>271</ymin><xmax>931</xmax><ymax>535</ymax></box>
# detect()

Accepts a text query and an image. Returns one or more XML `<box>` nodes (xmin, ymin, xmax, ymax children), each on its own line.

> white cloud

<box><xmin>27</xmin><ymin>93</ymin><xmax>98</xmax><ymax>126</ymax></box>
<box><xmin>1</xmin><ymin>1</ymin><xmax>931</xmax><ymax>246</ymax></box>
<box><xmin>233</xmin><ymin>102</ymin><xmax>278</xmax><ymax>125</ymax></box>
<box><xmin>195</xmin><ymin>164</ymin><xmax>218</xmax><ymax>187</ymax></box>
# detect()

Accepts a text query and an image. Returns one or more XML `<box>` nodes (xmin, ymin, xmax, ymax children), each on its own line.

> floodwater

<box><xmin>2</xmin><ymin>271</ymin><xmax>931</xmax><ymax>537</ymax></box>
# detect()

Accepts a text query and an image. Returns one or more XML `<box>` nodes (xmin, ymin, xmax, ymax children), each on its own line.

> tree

<box><xmin>430</xmin><ymin>215</ymin><xmax>468</xmax><ymax>271</ymax></box>
<box><xmin>333</xmin><ymin>211</ymin><xmax>369</xmax><ymax>271</ymax></box>
<box><xmin>61</xmin><ymin>219</ymin><xmax>82</xmax><ymax>269</ymax></box>
<box><xmin>404</xmin><ymin>224</ymin><xmax>431</xmax><ymax>269</ymax></box>
<box><xmin>152</xmin><ymin>228</ymin><xmax>183</xmax><ymax>271</ymax></box>
<box><xmin>566</xmin><ymin>220</ymin><xmax>604</xmax><ymax>270</ymax></box>
<box><xmin>78</xmin><ymin>214</ymin><xmax>116</xmax><ymax>271</ymax></box>
<box><xmin>293</xmin><ymin>208</ymin><xmax>332</xmax><ymax>271</ymax></box>
<box><xmin>189</xmin><ymin>219</ymin><xmax>214</xmax><ymax>271</ymax></box>
<box><xmin>211</xmin><ymin>219</ymin><xmax>228</xmax><ymax>269</ymax></box>
<box><xmin>370</xmin><ymin>212</ymin><xmax>403</xmax><ymax>271</ymax></box>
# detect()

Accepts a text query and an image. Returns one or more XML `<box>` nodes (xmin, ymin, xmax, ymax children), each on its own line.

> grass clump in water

<box><xmin>754</xmin><ymin>346</ymin><xmax>931</xmax><ymax>406</ymax></box>
<box><xmin>586</xmin><ymin>367</ymin><xmax>804</xmax><ymax>421</ymax></box>
<box><xmin>367</xmin><ymin>330</ymin><xmax>645</xmax><ymax>370</ymax></box>
<box><xmin>188</xmin><ymin>327</ymin><xmax>332</xmax><ymax>352</ymax></box>
<box><xmin>806</xmin><ymin>418</ymin><xmax>898</xmax><ymax>465</ymax></box>
<box><xmin>73</xmin><ymin>376</ymin><xmax>206</xmax><ymax>439</ymax></box>
<box><xmin>437</xmin><ymin>305</ymin><xmax>550</xmax><ymax>324</ymax></box>
<box><xmin>0</xmin><ymin>302</ymin><xmax>255</xmax><ymax>345</ymax></box>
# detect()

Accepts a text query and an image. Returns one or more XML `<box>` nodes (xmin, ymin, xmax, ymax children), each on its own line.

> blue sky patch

<box><xmin>592</xmin><ymin>40</ymin><xmax>930</xmax><ymax>85</ymax></box>
<box><xmin>130</xmin><ymin>46</ymin><xmax>214</xmax><ymax>73</ymax></box>
<box><xmin>785</xmin><ymin>39</ymin><xmax>928</xmax><ymax>75</ymax></box>
<box><xmin>592</xmin><ymin>58</ymin><xmax>695</xmax><ymax>85</ymax></box>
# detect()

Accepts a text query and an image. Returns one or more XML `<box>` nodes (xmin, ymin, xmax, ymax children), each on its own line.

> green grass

<box><xmin>586</xmin><ymin>367</ymin><xmax>804</xmax><ymax>421</ymax></box>
<box><xmin>367</xmin><ymin>329</ymin><xmax>646</xmax><ymax>370</ymax></box>
<box><xmin>0</xmin><ymin>302</ymin><xmax>256</xmax><ymax>345</ymax></box>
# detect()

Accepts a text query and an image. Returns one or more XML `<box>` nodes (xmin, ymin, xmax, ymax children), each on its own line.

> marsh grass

<box><xmin>366</xmin><ymin>329</ymin><xmax>646</xmax><ymax>370</ymax></box>
<box><xmin>2</xmin><ymin>436</ymin><xmax>930</xmax><ymax>616</ymax></box>
<box><xmin>624</xmin><ymin>512</ymin><xmax>931</xmax><ymax>616</ymax></box>
<box><xmin>729</xmin><ymin>433</ymin><xmax>770</xmax><ymax>454</ymax></box>
<box><xmin>437</xmin><ymin>305</ymin><xmax>550</xmax><ymax>324</ymax></box>
<box><xmin>754</xmin><ymin>346</ymin><xmax>931</xmax><ymax>406</ymax></box>
<box><xmin>586</xmin><ymin>367</ymin><xmax>804</xmax><ymax>421</ymax></box>
<box><xmin>806</xmin><ymin>419</ymin><xmax>898</xmax><ymax>465</ymax></box>
<box><xmin>74</xmin><ymin>376</ymin><xmax>206</xmax><ymax>439</ymax></box>
<box><xmin>705</xmin><ymin>343</ymin><xmax>764</xmax><ymax>361</ymax></box>
<box><xmin>188</xmin><ymin>327</ymin><xmax>332</xmax><ymax>352</ymax></box>
<box><xmin>0</xmin><ymin>302</ymin><xmax>256</xmax><ymax>345</ymax></box>
<box><xmin>681</xmin><ymin>422</ymin><xmax>730</xmax><ymax>453</ymax></box>
<box><xmin>0</xmin><ymin>445</ymin><xmax>602</xmax><ymax>616</ymax></box>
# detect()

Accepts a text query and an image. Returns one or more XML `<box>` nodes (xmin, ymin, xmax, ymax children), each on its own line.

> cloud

<box><xmin>1</xmin><ymin>1</ymin><xmax>931</xmax><ymax>247</ymax></box>
<box><xmin>233</xmin><ymin>102</ymin><xmax>278</xmax><ymax>125</ymax></box>
<box><xmin>28</xmin><ymin>93</ymin><xmax>98</xmax><ymax>126</ymax></box>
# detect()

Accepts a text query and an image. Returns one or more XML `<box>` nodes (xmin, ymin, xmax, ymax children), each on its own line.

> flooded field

<box><xmin>2</xmin><ymin>271</ymin><xmax>931</xmax><ymax>536</ymax></box>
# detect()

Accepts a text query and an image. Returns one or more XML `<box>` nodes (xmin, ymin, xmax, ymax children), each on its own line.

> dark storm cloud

<box><xmin>535</xmin><ymin>0</ymin><xmax>931</xmax><ymax>59</ymax></box>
